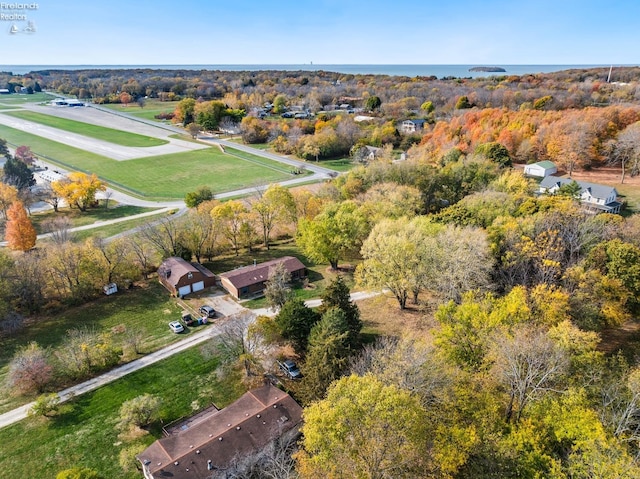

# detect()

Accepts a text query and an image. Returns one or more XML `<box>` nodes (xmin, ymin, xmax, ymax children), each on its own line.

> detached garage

<box><xmin>158</xmin><ymin>257</ymin><xmax>216</xmax><ymax>297</ymax></box>
<box><xmin>524</xmin><ymin>161</ymin><xmax>557</xmax><ymax>178</ymax></box>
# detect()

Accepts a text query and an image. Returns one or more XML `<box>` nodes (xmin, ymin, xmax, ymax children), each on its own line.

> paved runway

<box><xmin>0</xmin><ymin>105</ymin><xmax>207</xmax><ymax>160</ymax></box>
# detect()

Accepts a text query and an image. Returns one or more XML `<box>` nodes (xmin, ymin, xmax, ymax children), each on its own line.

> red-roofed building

<box><xmin>158</xmin><ymin>257</ymin><xmax>216</xmax><ymax>297</ymax></box>
<box><xmin>219</xmin><ymin>256</ymin><xmax>306</xmax><ymax>299</ymax></box>
<box><xmin>137</xmin><ymin>384</ymin><xmax>303</xmax><ymax>479</ymax></box>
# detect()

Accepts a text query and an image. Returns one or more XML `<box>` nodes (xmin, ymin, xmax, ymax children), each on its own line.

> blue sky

<box><xmin>2</xmin><ymin>0</ymin><xmax>639</xmax><ymax>65</ymax></box>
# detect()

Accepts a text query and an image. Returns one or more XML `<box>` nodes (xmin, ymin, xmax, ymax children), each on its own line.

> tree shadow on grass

<box><xmin>49</xmin><ymin>397</ymin><xmax>90</xmax><ymax>429</ymax></box>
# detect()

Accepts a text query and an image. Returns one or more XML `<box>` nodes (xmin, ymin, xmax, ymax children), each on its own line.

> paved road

<box><xmin>0</xmin><ymin>291</ymin><xmax>380</xmax><ymax>429</ymax></box>
<box><xmin>0</xmin><ymin>206</ymin><xmax>180</xmax><ymax>247</ymax></box>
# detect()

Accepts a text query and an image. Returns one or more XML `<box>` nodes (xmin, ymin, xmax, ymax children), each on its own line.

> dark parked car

<box><xmin>199</xmin><ymin>305</ymin><xmax>215</xmax><ymax>318</ymax></box>
<box><xmin>181</xmin><ymin>312</ymin><xmax>194</xmax><ymax>326</ymax></box>
<box><xmin>278</xmin><ymin>359</ymin><xmax>302</xmax><ymax>379</ymax></box>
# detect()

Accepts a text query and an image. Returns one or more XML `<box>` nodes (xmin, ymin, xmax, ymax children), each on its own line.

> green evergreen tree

<box><xmin>275</xmin><ymin>298</ymin><xmax>320</xmax><ymax>352</ymax></box>
<box><xmin>365</xmin><ymin>95</ymin><xmax>382</xmax><ymax>111</ymax></box>
<box><xmin>184</xmin><ymin>185</ymin><xmax>213</xmax><ymax>208</ymax></box>
<box><xmin>319</xmin><ymin>276</ymin><xmax>362</xmax><ymax>348</ymax></box>
<box><xmin>3</xmin><ymin>156</ymin><xmax>34</xmax><ymax>190</ymax></box>
<box><xmin>299</xmin><ymin>308</ymin><xmax>351</xmax><ymax>404</ymax></box>
<box><xmin>455</xmin><ymin>95</ymin><xmax>472</xmax><ymax>109</ymax></box>
<box><xmin>0</xmin><ymin>138</ymin><xmax>9</xmax><ymax>159</ymax></box>
<box><xmin>475</xmin><ymin>142</ymin><xmax>512</xmax><ymax>167</ymax></box>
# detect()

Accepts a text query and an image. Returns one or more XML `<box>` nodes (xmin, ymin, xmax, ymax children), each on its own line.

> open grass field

<box><xmin>72</xmin><ymin>210</ymin><xmax>175</xmax><ymax>242</ymax></box>
<box><xmin>223</xmin><ymin>146</ymin><xmax>312</xmax><ymax>176</ymax></box>
<box><xmin>101</xmin><ymin>99</ymin><xmax>178</xmax><ymax>122</ymax></box>
<box><xmin>322</xmin><ymin>157</ymin><xmax>355</xmax><ymax>172</ymax></box>
<box><xmin>0</xmin><ymin>347</ymin><xmax>246</xmax><ymax>479</ymax></box>
<box><xmin>29</xmin><ymin>203</ymin><xmax>161</xmax><ymax>234</ymax></box>
<box><xmin>0</xmin><ymin>282</ymin><xmax>187</xmax><ymax>414</ymax></box>
<box><xmin>3</xmin><ymin>110</ymin><xmax>169</xmax><ymax>147</ymax></box>
<box><xmin>228</xmin><ymin>140</ymin><xmax>354</xmax><ymax>172</ymax></box>
<box><xmin>0</xmin><ymin>125</ymin><xmax>295</xmax><ymax>199</ymax></box>
<box><xmin>614</xmin><ymin>183</ymin><xmax>640</xmax><ymax>215</ymax></box>
<box><xmin>0</xmin><ymin>92</ymin><xmax>54</xmax><ymax>105</ymax></box>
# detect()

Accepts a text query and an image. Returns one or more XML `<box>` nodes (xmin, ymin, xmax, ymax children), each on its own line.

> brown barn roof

<box><xmin>138</xmin><ymin>384</ymin><xmax>302</xmax><ymax>478</ymax></box>
<box><xmin>158</xmin><ymin>257</ymin><xmax>214</xmax><ymax>287</ymax></box>
<box><xmin>219</xmin><ymin>256</ymin><xmax>306</xmax><ymax>290</ymax></box>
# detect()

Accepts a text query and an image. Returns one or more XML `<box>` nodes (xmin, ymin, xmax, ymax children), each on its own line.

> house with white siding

<box><xmin>538</xmin><ymin>177</ymin><xmax>622</xmax><ymax>213</ymax></box>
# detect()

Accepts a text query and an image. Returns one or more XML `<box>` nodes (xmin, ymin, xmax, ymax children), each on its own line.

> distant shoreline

<box><xmin>0</xmin><ymin>64</ymin><xmax>623</xmax><ymax>78</ymax></box>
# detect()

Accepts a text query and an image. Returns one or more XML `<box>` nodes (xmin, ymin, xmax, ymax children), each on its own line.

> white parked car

<box><xmin>169</xmin><ymin>321</ymin><xmax>184</xmax><ymax>333</ymax></box>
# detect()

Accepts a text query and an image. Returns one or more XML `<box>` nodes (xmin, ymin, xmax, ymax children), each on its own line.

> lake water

<box><xmin>0</xmin><ymin>64</ymin><xmax>627</xmax><ymax>79</ymax></box>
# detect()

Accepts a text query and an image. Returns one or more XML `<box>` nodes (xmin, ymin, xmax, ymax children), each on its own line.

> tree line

<box><xmin>6</xmin><ymin>66</ymin><xmax>639</xmax><ymax>113</ymax></box>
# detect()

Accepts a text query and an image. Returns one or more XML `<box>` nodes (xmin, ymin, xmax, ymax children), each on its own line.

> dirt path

<box><xmin>565</xmin><ymin>166</ymin><xmax>640</xmax><ymax>187</ymax></box>
<box><xmin>598</xmin><ymin>319</ymin><xmax>640</xmax><ymax>355</ymax></box>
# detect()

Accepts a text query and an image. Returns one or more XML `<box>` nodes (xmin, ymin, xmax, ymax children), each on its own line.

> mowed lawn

<box><xmin>0</xmin><ymin>348</ymin><xmax>246</xmax><ymax>479</ymax></box>
<box><xmin>0</xmin><ymin>125</ymin><xmax>294</xmax><ymax>199</ymax></box>
<box><xmin>0</xmin><ymin>92</ymin><xmax>54</xmax><ymax>105</ymax></box>
<box><xmin>616</xmin><ymin>183</ymin><xmax>640</xmax><ymax>215</ymax></box>
<box><xmin>29</xmin><ymin>203</ymin><xmax>161</xmax><ymax>234</ymax></box>
<box><xmin>72</xmin><ymin>210</ymin><xmax>175</xmax><ymax>241</ymax></box>
<box><xmin>101</xmin><ymin>100</ymin><xmax>179</xmax><ymax>122</ymax></box>
<box><xmin>3</xmin><ymin>110</ymin><xmax>168</xmax><ymax>147</ymax></box>
<box><xmin>0</xmin><ymin>282</ymin><xmax>186</xmax><ymax>414</ymax></box>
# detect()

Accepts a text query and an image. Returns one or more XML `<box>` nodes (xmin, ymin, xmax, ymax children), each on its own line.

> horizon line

<box><xmin>1</xmin><ymin>63</ymin><xmax>633</xmax><ymax>67</ymax></box>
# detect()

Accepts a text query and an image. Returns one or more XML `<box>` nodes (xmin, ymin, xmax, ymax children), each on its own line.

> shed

<box><xmin>524</xmin><ymin>161</ymin><xmax>557</xmax><ymax>178</ymax></box>
<box><xmin>158</xmin><ymin>257</ymin><xmax>216</xmax><ymax>297</ymax></box>
<box><xmin>219</xmin><ymin>256</ymin><xmax>306</xmax><ymax>300</ymax></box>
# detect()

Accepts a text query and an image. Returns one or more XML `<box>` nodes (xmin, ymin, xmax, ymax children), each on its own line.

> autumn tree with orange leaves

<box><xmin>5</xmin><ymin>200</ymin><xmax>36</xmax><ymax>251</ymax></box>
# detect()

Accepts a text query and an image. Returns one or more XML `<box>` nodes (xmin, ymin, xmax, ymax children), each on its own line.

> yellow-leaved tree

<box><xmin>0</xmin><ymin>181</ymin><xmax>18</xmax><ymax>219</ymax></box>
<box><xmin>52</xmin><ymin>172</ymin><xmax>106</xmax><ymax>212</ymax></box>
<box><xmin>297</xmin><ymin>374</ymin><xmax>427</xmax><ymax>479</ymax></box>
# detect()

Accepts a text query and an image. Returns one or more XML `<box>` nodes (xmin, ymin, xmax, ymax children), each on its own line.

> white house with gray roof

<box><xmin>538</xmin><ymin>177</ymin><xmax>621</xmax><ymax>213</ymax></box>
